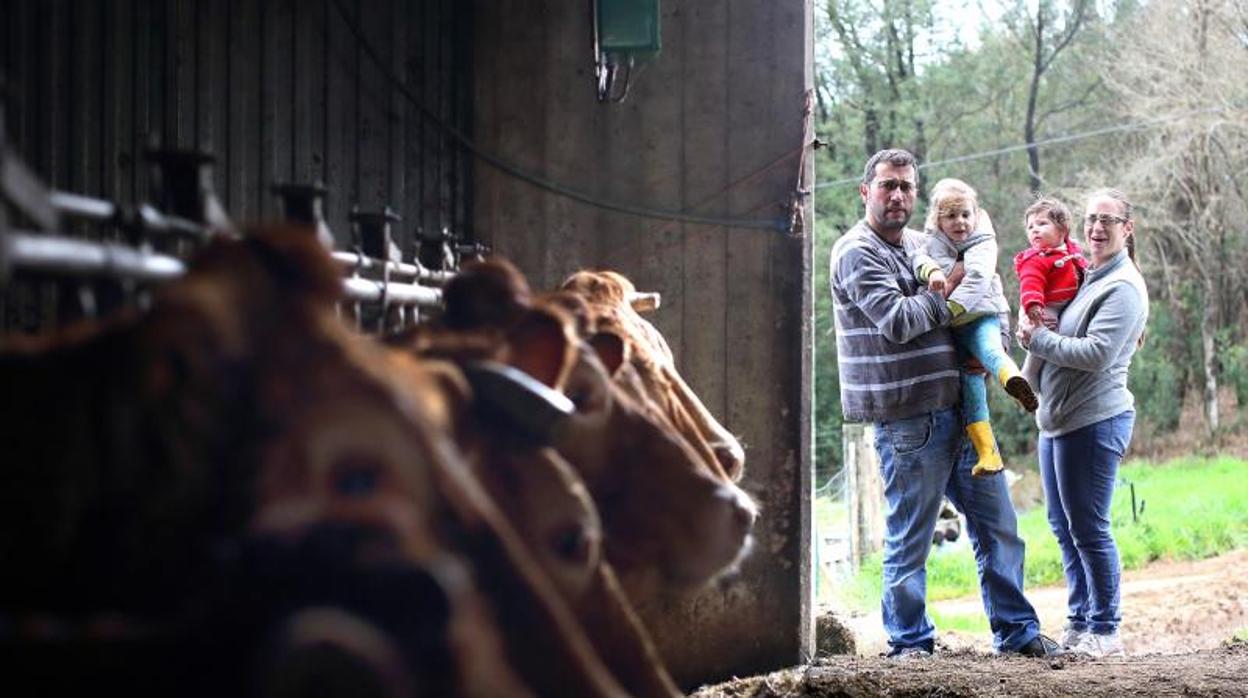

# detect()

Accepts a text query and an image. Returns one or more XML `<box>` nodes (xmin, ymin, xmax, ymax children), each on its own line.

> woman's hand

<box><xmin>1017</xmin><ymin>313</ymin><xmax>1038</xmax><ymax>348</ymax></box>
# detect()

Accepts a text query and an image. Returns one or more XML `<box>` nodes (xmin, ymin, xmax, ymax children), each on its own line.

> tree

<box><xmin>822</xmin><ymin>0</ymin><xmax>935</xmax><ymax>162</ymax></box>
<box><xmin>1110</xmin><ymin>0</ymin><xmax>1248</xmax><ymax>433</ymax></box>
<box><xmin>1000</xmin><ymin>0</ymin><xmax>1096</xmax><ymax>193</ymax></box>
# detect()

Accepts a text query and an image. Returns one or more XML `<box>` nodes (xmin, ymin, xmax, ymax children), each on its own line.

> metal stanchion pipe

<box><xmin>49</xmin><ymin>191</ymin><xmax>118</xmax><ymax>222</ymax></box>
<box><xmin>3</xmin><ymin>231</ymin><xmax>185</xmax><ymax>282</ymax></box>
<box><xmin>47</xmin><ymin>190</ymin><xmax>210</xmax><ymax>242</ymax></box>
<box><xmin>331</xmin><ymin>251</ymin><xmax>455</xmax><ymax>286</ymax></box>
<box><xmin>342</xmin><ymin>277</ymin><xmax>441</xmax><ymax>308</ymax></box>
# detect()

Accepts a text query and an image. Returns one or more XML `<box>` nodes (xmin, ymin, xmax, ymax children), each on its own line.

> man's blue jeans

<box><xmin>874</xmin><ymin>405</ymin><xmax>1040</xmax><ymax>652</ymax></box>
<box><xmin>1038</xmin><ymin>410</ymin><xmax>1134</xmax><ymax>635</ymax></box>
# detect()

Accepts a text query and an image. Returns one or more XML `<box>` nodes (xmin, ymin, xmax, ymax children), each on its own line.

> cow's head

<box><xmin>396</xmin><ymin>305</ymin><xmax>604</xmax><ymax>603</ymax></box>
<box><xmin>560</xmin><ymin>270</ymin><xmax>747</xmax><ymax>483</ymax></box>
<box><xmin>544</xmin><ymin>307</ymin><xmax>756</xmax><ymax>587</ymax></box>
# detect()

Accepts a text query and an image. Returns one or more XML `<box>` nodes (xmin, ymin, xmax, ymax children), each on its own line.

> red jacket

<box><xmin>1013</xmin><ymin>239</ymin><xmax>1089</xmax><ymax>313</ymax></box>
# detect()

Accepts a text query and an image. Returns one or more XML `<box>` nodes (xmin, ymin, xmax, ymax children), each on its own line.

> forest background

<box><xmin>813</xmin><ymin>0</ymin><xmax>1248</xmax><ymax>485</ymax></box>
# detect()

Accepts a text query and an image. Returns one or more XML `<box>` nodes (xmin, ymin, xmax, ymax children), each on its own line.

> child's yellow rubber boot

<box><xmin>967</xmin><ymin>421</ymin><xmax>1004</xmax><ymax>478</ymax></box>
<box><xmin>998</xmin><ymin>365</ymin><xmax>1038</xmax><ymax>413</ymax></box>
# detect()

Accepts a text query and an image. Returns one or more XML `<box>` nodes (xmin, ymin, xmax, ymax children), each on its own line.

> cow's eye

<box><xmin>332</xmin><ymin>456</ymin><xmax>383</xmax><ymax>497</ymax></box>
<box><xmin>553</xmin><ymin>526</ymin><xmax>591</xmax><ymax>564</ymax></box>
<box><xmin>568</xmin><ymin>389</ymin><xmax>591</xmax><ymax>410</ymax></box>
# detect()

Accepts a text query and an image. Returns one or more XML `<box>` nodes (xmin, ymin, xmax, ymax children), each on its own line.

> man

<box><xmin>830</xmin><ymin>148</ymin><xmax>1059</xmax><ymax>658</ymax></box>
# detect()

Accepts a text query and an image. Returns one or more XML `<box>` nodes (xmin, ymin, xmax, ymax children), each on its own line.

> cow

<box><xmin>421</xmin><ymin>260</ymin><xmax>756</xmax><ymax>589</ymax></box>
<box><xmin>542</xmin><ymin>291</ymin><xmax>756</xmax><ymax>587</ymax></box>
<box><xmin>392</xmin><ymin>305</ymin><xmax>682</xmax><ymax>697</ymax></box>
<box><xmin>0</xmin><ymin>226</ymin><xmax>625</xmax><ymax>697</ymax></box>
<box><xmin>560</xmin><ymin>269</ymin><xmax>748</xmax><ymax>483</ymax></box>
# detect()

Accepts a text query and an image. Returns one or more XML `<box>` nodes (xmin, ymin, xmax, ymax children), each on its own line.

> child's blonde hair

<box><xmin>1022</xmin><ymin>196</ymin><xmax>1072</xmax><ymax>241</ymax></box>
<box><xmin>924</xmin><ymin>178</ymin><xmax>978</xmax><ymax>233</ymax></box>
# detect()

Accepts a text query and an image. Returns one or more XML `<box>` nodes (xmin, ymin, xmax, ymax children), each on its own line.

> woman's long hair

<box><xmin>1087</xmin><ymin>187</ymin><xmax>1145</xmax><ymax>347</ymax></box>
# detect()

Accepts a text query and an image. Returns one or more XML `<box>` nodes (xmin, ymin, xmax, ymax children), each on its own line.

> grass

<box><xmin>819</xmin><ymin>456</ymin><xmax>1248</xmax><ymax>614</ymax></box>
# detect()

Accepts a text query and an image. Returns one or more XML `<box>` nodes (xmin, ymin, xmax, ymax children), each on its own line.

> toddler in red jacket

<box><xmin>1013</xmin><ymin>197</ymin><xmax>1089</xmax><ymax>386</ymax></box>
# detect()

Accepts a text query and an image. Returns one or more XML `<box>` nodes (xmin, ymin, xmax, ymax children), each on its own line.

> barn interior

<box><xmin>0</xmin><ymin>0</ymin><xmax>814</xmax><ymax>693</ymax></box>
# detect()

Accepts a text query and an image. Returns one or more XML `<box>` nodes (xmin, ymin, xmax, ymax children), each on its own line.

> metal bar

<box><xmin>1</xmin><ymin>151</ymin><xmax>59</xmax><ymax>230</ymax></box>
<box><xmin>46</xmin><ymin>190</ymin><xmax>210</xmax><ymax>242</ymax></box>
<box><xmin>330</xmin><ymin>250</ymin><xmax>454</xmax><ymax>285</ymax></box>
<box><xmin>133</xmin><ymin>204</ymin><xmax>211</xmax><ymax>240</ymax></box>
<box><xmin>2</xmin><ymin>231</ymin><xmax>185</xmax><ymax>282</ymax></box>
<box><xmin>342</xmin><ymin>276</ymin><xmax>441</xmax><ymax>308</ymax></box>
<box><xmin>48</xmin><ymin>190</ymin><xmax>119</xmax><ymax>222</ymax></box>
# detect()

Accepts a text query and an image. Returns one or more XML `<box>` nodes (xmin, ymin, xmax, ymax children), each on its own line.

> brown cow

<box><xmin>395</xmin><ymin>307</ymin><xmax>681</xmax><ymax>697</ymax></box>
<box><xmin>561</xmin><ymin>269</ymin><xmax>748</xmax><ymax>483</ymax></box>
<box><xmin>428</xmin><ymin>260</ymin><xmax>756</xmax><ymax>588</ymax></box>
<box><xmin>0</xmin><ymin>226</ymin><xmax>623</xmax><ymax>697</ymax></box>
<box><xmin>543</xmin><ymin>292</ymin><xmax>756</xmax><ymax>587</ymax></box>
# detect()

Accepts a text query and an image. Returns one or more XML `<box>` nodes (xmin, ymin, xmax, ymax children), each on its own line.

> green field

<box><xmin>819</xmin><ymin>456</ymin><xmax>1248</xmax><ymax>613</ymax></box>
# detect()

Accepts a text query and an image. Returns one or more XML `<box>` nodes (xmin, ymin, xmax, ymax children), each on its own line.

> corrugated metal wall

<box><xmin>473</xmin><ymin>0</ymin><xmax>815</xmax><ymax>688</ymax></box>
<box><xmin>0</xmin><ymin>0</ymin><xmax>471</xmax><ymax>253</ymax></box>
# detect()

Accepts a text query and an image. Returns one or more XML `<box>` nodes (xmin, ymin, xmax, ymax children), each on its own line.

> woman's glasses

<box><xmin>1085</xmin><ymin>213</ymin><xmax>1128</xmax><ymax>227</ymax></box>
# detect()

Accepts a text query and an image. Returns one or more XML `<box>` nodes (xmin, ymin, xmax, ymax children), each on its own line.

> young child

<box><xmin>912</xmin><ymin>178</ymin><xmax>1037</xmax><ymax>478</ymax></box>
<box><xmin>1013</xmin><ymin>197</ymin><xmax>1089</xmax><ymax>388</ymax></box>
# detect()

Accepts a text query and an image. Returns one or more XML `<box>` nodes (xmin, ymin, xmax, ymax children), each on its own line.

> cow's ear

<box><xmin>588</xmin><ymin>330</ymin><xmax>628</xmax><ymax>378</ymax></box>
<box><xmin>419</xmin><ymin>358</ymin><xmax>475</xmax><ymax>440</ymax></box>
<box><xmin>504</xmin><ymin>308</ymin><xmax>575</xmax><ymax>390</ymax></box>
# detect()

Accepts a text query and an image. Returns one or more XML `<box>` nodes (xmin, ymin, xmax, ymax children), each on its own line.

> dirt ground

<box><xmin>844</xmin><ymin>548</ymin><xmax>1248</xmax><ymax>657</ymax></box>
<box><xmin>692</xmin><ymin>644</ymin><xmax>1248</xmax><ymax>697</ymax></box>
<box><xmin>694</xmin><ymin>550</ymin><xmax>1248</xmax><ymax>696</ymax></box>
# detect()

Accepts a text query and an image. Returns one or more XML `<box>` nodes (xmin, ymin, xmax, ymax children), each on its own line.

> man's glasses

<box><xmin>1085</xmin><ymin>213</ymin><xmax>1128</xmax><ymax>227</ymax></box>
<box><xmin>873</xmin><ymin>179</ymin><xmax>916</xmax><ymax>194</ymax></box>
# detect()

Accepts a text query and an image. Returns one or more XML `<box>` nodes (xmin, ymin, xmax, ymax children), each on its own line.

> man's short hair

<box><xmin>862</xmin><ymin>148</ymin><xmax>918</xmax><ymax>185</ymax></box>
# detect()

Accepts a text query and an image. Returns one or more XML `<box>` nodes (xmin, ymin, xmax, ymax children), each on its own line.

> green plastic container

<box><xmin>597</xmin><ymin>0</ymin><xmax>661</xmax><ymax>57</ymax></box>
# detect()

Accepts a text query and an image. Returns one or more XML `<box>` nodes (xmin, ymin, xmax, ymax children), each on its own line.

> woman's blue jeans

<box><xmin>874</xmin><ymin>405</ymin><xmax>1040</xmax><ymax>652</ymax></box>
<box><xmin>1038</xmin><ymin>410</ymin><xmax>1135</xmax><ymax>635</ymax></box>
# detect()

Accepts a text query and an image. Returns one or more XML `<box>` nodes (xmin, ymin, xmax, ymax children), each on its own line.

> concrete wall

<box><xmin>472</xmin><ymin>0</ymin><xmax>815</xmax><ymax>687</ymax></box>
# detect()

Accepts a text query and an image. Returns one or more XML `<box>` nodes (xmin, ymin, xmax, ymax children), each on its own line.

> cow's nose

<box><xmin>732</xmin><ymin>496</ymin><xmax>756</xmax><ymax>532</ymax></box>
<box><xmin>714</xmin><ymin>442</ymin><xmax>746</xmax><ymax>482</ymax></box>
<box><xmin>259</xmin><ymin>607</ymin><xmax>414</xmax><ymax>697</ymax></box>
<box><xmin>720</xmin><ymin>485</ymin><xmax>758</xmax><ymax>536</ymax></box>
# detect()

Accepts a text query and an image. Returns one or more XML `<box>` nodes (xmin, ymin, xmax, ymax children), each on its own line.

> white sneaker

<box><xmin>1071</xmin><ymin>631</ymin><xmax>1125</xmax><ymax>657</ymax></box>
<box><xmin>1058</xmin><ymin>625</ymin><xmax>1085</xmax><ymax>649</ymax></box>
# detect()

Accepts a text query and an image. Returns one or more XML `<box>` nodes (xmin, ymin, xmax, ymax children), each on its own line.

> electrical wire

<box><xmin>329</xmin><ymin>0</ymin><xmax>793</xmax><ymax>232</ymax></box>
<box><xmin>813</xmin><ymin>103</ymin><xmax>1240</xmax><ymax>189</ymax></box>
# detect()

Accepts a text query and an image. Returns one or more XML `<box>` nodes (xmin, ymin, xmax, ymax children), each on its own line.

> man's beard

<box><xmin>877</xmin><ymin>208</ymin><xmax>910</xmax><ymax>230</ymax></box>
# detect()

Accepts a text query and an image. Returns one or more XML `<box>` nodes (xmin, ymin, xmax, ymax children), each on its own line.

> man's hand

<box><xmin>927</xmin><ymin>269</ymin><xmax>947</xmax><ymax>295</ymax></box>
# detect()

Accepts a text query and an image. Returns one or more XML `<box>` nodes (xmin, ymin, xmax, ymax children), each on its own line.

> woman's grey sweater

<box><xmin>1027</xmin><ymin>249</ymin><xmax>1149</xmax><ymax>437</ymax></box>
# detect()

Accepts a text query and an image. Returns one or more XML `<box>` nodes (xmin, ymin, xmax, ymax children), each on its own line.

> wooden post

<box><xmin>844</xmin><ymin>423</ymin><xmax>884</xmax><ymax>568</ymax></box>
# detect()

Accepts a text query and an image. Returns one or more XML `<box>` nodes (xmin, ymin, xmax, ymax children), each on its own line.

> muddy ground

<box><xmin>694</xmin><ymin>550</ymin><xmax>1248</xmax><ymax>696</ymax></box>
<box><xmin>692</xmin><ymin>643</ymin><xmax>1248</xmax><ymax>697</ymax></box>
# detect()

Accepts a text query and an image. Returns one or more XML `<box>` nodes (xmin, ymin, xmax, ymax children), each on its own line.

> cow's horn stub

<box><xmin>460</xmin><ymin>361</ymin><xmax>574</xmax><ymax>443</ymax></box>
<box><xmin>627</xmin><ymin>291</ymin><xmax>660</xmax><ymax>313</ymax></box>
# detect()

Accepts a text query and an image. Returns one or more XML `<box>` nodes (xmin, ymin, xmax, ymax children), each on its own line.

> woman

<box><xmin>1016</xmin><ymin>188</ymin><xmax>1149</xmax><ymax>657</ymax></box>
